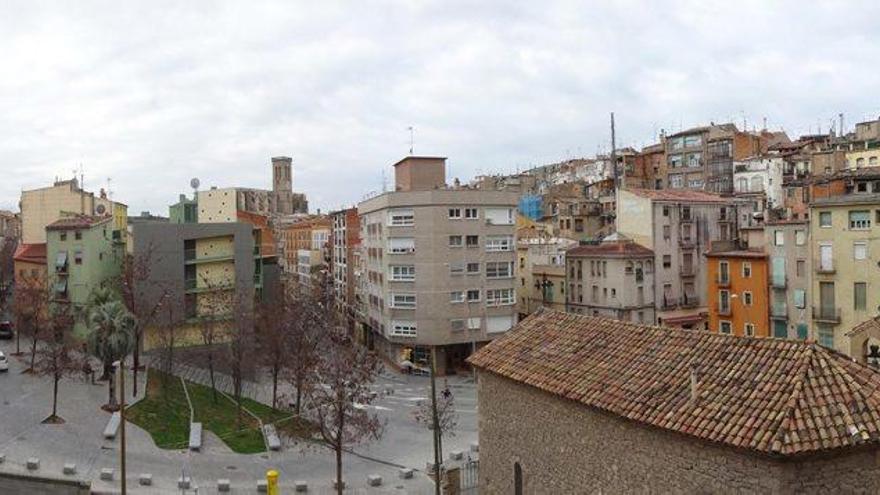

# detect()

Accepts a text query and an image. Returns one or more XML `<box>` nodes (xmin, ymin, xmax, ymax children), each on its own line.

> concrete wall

<box><xmin>21</xmin><ymin>182</ymin><xmax>94</xmax><ymax>244</ymax></box>
<box><xmin>765</xmin><ymin>222</ymin><xmax>811</xmax><ymax>340</ymax></box>
<box><xmin>565</xmin><ymin>253</ymin><xmax>655</xmax><ymax>324</ymax></box>
<box><xmin>616</xmin><ymin>190</ymin><xmax>653</xmax><ymax>248</ymax></box>
<box><xmin>0</xmin><ymin>472</ymin><xmax>90</xmax><ymax>495</ymax></box>
<box><xmin>706</xmin><ymin>255</ymin><xmax>770</xmax><ymax>337</ymax></box>
<box><xmin>478</xmin><ymin>370</ymin><xmax>880</xmax><ymax>494</ymax></box>
<box><xmin>197</xmin><ymin>188</ymin><xmax>237</xmax><ymax>223</ymax></box>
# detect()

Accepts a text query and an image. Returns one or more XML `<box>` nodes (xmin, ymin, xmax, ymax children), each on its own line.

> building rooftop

<box><xmin>811</xmin><ymin>193</ymin><xmax>880</xmax><ymax>207</ymax></box>
<box><xmin>624</xmin><ymin>188</ymin><xmax>733</xmax><ymax>204</ymax></box>
<box><xmin>45</xmin><ymin>215</ymin><xmax>113</xmax><ymax>231</ymax></box>
<box><xmin>13</xmin><ymin>243</ymin><xmax>47</xmax><ymax>264</ymax></box>
<box><xmin>468</xmin><ymin>310</ymin><xmax>880</xmax><ymax>457</ymax></box>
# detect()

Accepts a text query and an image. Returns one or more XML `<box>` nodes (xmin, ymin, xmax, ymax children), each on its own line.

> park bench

<box><xmin>189</xmin><ymin>422</ymin><xmax>203</xmax><ymax>451</ymax></box>
<box><xmin>263</xmin><ymin>424</ymin><xmax>281</xmax><ymax>451</ymax></box>
<box><xmin>103</xmin><ymin>412</ymin><xmax>121</xmax><ymax>439</ymax></box>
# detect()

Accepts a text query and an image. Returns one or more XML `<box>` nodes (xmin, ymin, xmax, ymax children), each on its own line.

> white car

<box><xmin>0</xmin><ymin>351</ymin><xmax>8</xmax><ymax>372</ymax></box>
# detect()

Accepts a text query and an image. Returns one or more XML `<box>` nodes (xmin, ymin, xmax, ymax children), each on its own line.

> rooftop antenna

<box><xmin>381</xmin><ymin>169</ymin><xmax>387</xmax><ymax>193</ymax></box>
<box><xmin>407</xmin><ymin>126</ymin><xmax>414</xmax><ymax>155</ymax></box>
<box><xmin>190</xmin><ymin>177</ymin><xmax>200</xmax><ymax>199</ymax></box>
<box><xmin>106</xmin><ymin>177</ymin><xmax>113</xmax><ymax>199</ymax></box>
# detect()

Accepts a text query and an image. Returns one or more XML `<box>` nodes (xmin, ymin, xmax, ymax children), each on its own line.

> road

<box><xmin>0</xmin><ymin>337</ymin><xmax>478</xmax><ymax>494</ymax></box>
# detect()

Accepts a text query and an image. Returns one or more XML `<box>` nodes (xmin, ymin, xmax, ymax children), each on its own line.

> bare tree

<box><xmin>223</xmin><ymin>295</ymin><xmax>256</xmax><ymax>427</ymax></box>
<box><xmin>281</xmin><ymin>285</ymin><xmax>321</xmax><ymax>415</ymax></box>
<box><xmin>310</xmin><ymin>320</ymin><xmax>384</xmax><ymax>494</ymax></box>
<box><xmin>413</xmin><ymin>379</ymin><xmax>459</xmax><ymax>465</ymax></box>
<box><xmin>14</xmin><ymin>277</ymin><xmax>49</xmax><ymax>371</ymax></box>
<box><xmin>255</xmin><ymin>296</ymin><xmax>289</xmax><ymax>410</ymax></box>
<box><xmin>197</xmin><ymin>277</ymin><xmax>235</xmax><ymax>404</ymax></box>
<box><xmin>153</xmin><ymin>304</ymin><xmax>179</xmax><ymax>397</ymax></box>
<box><xmin>33</xmin><ymin>306</ymin><xmax>79</xmax><ymax>423</ymax></box>
<box><xmin>115</xmin><ymin>243</ymin><xmax>168</xmax><ymax>397</ymax></box>
<box><xmin>0</xmin><ymin>235</ymin><xmax>16</xmax><ymax>318</ymax></box>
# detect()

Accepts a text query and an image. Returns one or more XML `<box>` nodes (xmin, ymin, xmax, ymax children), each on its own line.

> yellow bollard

<box><xmin>267</xmin><ymin>469</ymin><xmax>279</xmax><ymax>495</ymax></box>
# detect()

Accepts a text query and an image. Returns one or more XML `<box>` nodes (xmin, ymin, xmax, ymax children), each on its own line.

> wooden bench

<box><xmin>189</xmin><ymin>422</ymin><xmax>203</xmax><ymax>451</ymax></box>
<box><xmin>103</xmin><ymin>412</ymin><xmax>121</xmax><ymax>439</ymax></box>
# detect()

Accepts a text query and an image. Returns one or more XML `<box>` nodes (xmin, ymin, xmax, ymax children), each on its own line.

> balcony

<box><xmin>771</xmin><ymin>302</ymin><xmax>787</xmax><ymax>318</ymax></box>
<box><xmin>679</xmin><ymin>237</ymin><xmax>695</xmax><ymax>249</ymax></box>
<box><xmin>661</xmin><ymin>297</ymin><xmax>677</xmax><ymax>310</ymax></box>
<box><xmin>771</xmin><ymin>274</ymin><xmax>787</xmax><ymax>289</ymax></box>
<box><xmin>814</xmin><ymin>261</ymin><xmax>835</xmax><ymax>275</ymax></box>
<box><xmin>679</xmin><ymin>265</ymin><xmax>696</xmax><ymax>277</ymax></box>
<box><xmin>717</xmin><ymin>304</ymin><xmax>732</xmax><ymax>316</ymax></box>
<box><xmin>716</xmin><ymin>274</ymin><xmax>731</xmax><ymax>287</ymax></box>
<box><xmin>812</xmin><ymin>307</ymin><xmax>841</xmax><ymax>324</ymax></box>
<box><xmin>680</xmin><ymin>296</ymin><xmax>699</xmax><ymax>309</ymax></box>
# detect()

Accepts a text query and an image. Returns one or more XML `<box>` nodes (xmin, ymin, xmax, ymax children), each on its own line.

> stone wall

<box><xmin>477</xmin><ymin>371</ymin><xmax>880</xmax><ymax>494</ymax></box>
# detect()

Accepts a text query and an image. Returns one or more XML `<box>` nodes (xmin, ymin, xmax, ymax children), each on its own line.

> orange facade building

<box><xmin>706</xmin><ymin>250</ymin><xmax>769</xmax><ymax>337</ymax></box>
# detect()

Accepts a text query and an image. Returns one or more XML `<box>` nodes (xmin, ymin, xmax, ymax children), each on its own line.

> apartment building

<box><xmin>20</xmin><ymin>179</ymin><xmax>126</xmax><ymax>244</ymax></box>
<box><xmin>810</xmin><ymin>194</ymin><xmax>880</xmax><ymax>359</ymax></box>
<box><xmin>515</xmin><ymin>236</ymin><xmax>574</xmax><ymax>317</ymax></box>
<box><xmin>281</xmin><ymin>216</ymin><xmax>331</xmax><ymax>287</ymax></box>
<box><xmin>635</xmin><ymin>143</ymin><xmax>665</xmax><ymax>190</ymax></box>
<box><xmin>46</xmin><ymin>216</ymin><xmax>124</xmax><ymax>333</ymax></box>
<box><xmin>357</xmin><ymin>156</ymin><xmax>518</xmax><ymax>375</ymax></box>
<box><xmin>665</xmin><ymin>123</ymin><xmax>765</xmax><ymax>194</ymax></box>
<box><xmin>132</xmin><ymin>222</ymin><xmax>257</xmax><ymax>348</ymax></box>
<box><xmin>564</xmin><ymin>234</ymin><xmax>655</xmax><ymax>324</ymax></box>
<box><xmin>765</xmin><ymin>220</ymin><xmax>810</xmax><ymax>340</ymax></box>
<box><xmin>618</xmin><ymin>188</ymin><xmax>740</xmax><ymax>329</ymax></box>
<box><xmin>846</xmin><ymin>141</ymin><xmax>880</xmax><ymax>170</ymax></box>
<box><xmin>0</xmin><ymin>210</ymin><xmax>20</xmax><ymax>241</ymax></box>
<box><xmin>706</xmin><ymin>248</ymin><xmax>769</xmax><ymax>338</ymax></box>
<box><xmin>330</xmin><ymin>208</ymin><xmax>361</xmax><ymax>334</ymax></box>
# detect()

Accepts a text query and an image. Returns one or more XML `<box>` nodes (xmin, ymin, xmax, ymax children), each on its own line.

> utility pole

<box><xmin>116</xmin><ymin>359</ymin><xmax>127</xmax><ymax>494</ymax></box>
<box><xmin>430</xmin><ymin>347</ymin><xmax>441</xmax><ymax>495</ymax></box>
<box><xmin>610</xmin><ymin>112</ymin><xmax>619</xmax><ymax>233</ymax></box>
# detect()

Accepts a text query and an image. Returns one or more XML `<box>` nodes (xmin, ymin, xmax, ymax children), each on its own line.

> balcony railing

<box><xmin>661</xmin><ymin>297</ymin><xmax>677</xmax><ymax>310</ymax></box>
<box><xmin>771</xmin><ymin>303</ymin><xmax>787</xmax><ymax>318</ymax></box>
<box><xmin>680</xmin><ymin>265</ymin><xmax>695</xmax><ymax>277</ymax></box>
<box><xmin>680</xmin><ymin>296</ymin><xmax>699</xmax><ymax>309</ymax></box>
<box><xmin>815</xmin><ymin>260</ymin><xmax>835</xmax><ymax>275</ymax></box>
<box><xmin>812</xmin><ymin>306</ymin><xmax>841</xmax><ymax>324</ymax></box>
<box><xmin>716</xmin><ymin>274</ymin><xmax>731</xmax><ymax>287</ymax></box>
<box><xmin>679</xmin><ymin>237</ymin><xmax>695</xmax><ymax>249</ymax></box>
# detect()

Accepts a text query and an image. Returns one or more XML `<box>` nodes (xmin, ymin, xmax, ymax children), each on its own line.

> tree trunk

<box><xmin>29</xmin><ymin>336</ymin><xmax>38</xmax><ymax>372</ymax></box>
<box><xmin>108</xmin><ymin>370</ymin><xmax>117</xmax><ymax>409</ymax></box>
<box><xmin>335</xmin><ymin>442</ymin><xmax>343</xmax><ymax>495</ymax></box>
<box><xmin>295</xmin><ymin>375</ymin><xmax>302</xmax><ymax>415</ymax></box>
<box><xmin>14</xmin><ymin>322</ymin><xmax>21</xmax><ymax>354</ymax></box>
<box><xmin>132</xmin><ymin>328</ymin><xmax>140</xmax><ymax>398</ymax></box>
<box><xmin>52</xmin><ymin>373</ymin><xmax>59</xmax><ymax>418</ymax></box>
<box><xmin>271</xmin><ymin>367</ymin><xmax>278</xmax><ymax>409</ymax></box>
<box><xmin>208</xmin><ymin>352</ymin><xmax>217</xmax><ymax>403</ymax></box>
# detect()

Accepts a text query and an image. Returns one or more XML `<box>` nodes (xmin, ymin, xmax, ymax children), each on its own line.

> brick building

<box><xmin>469</xmin><ymin>310</ymin><xmax>880</xmax><ymax>494</ymax></box>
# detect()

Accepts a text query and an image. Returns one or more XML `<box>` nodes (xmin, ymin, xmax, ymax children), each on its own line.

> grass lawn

<box><xmin>128</xmin><ymin>370</ymin><xmax>318</xmax><ymax>454</ymax></box>
<box><xmin>126</xmin><ymin>372</ymin><xmax>191</xmax><ymax>449</ymax></box>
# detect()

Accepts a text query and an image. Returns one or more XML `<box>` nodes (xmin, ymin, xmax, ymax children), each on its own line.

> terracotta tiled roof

<box><xmin>13</xmin><ymin>243</ymin><xmax>47</xmax><ymax>264</ymax></box>
<box><xmin>705</xmin><ymin>250</ymin><xmax>767</xmax><ymax>259</ymax></box>
<box><xmin>46</xmin><ymin>215</ymin><xmax>112</xmax><ymax>231</ymax></box>
<box><xmin>468</xmin><ymin>310</ymin><xmax>880</xmax><ymax>457</ymax></box>
<box><xmin>567</xmin><ymin>241</ymin><xmax>653</xmax><ymax>258</ymax></box>
<box><xmin>846</xmin><ymin>316</ymin><xmax>880</xmax><ymax>338</ymax></box>
<box><xmin>624</xmin><ymin>188</ymin><xmax>734</xmax><ymax>204</ymax></box>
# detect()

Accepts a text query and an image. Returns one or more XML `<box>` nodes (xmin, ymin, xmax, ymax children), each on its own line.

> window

<box><xmin>854</xmin><ymin>241</ymin><xmax>868</xmax><ymax>260</ymax></box>
<box><xmin>466</xmin><ymin>317</ymin><xmax>481</xmax><ymax>330</ymax></box>
<box><xmin>74</xmin><ymin>250</ymin><xmax>83</xmax><ymax>265</ymax></box>
<box><xmin>719</xmin><ymin>321</ymin><xmax>732</xmax><ymax>335</ymax></box>
<box><xmin>390</xmin><ymin>293</ymin><xmax>416</xmax><ymax>309</ymax></box>
<box><xmin>390</xmin><ymin>265</ymin><xmax>415</xmax><ymax>281</ymax></box>
<box><xmin>669</xmin><ymin>175</ymin><xmax>683</xmax><ymax>188</ymax></box>
<box><xmin>742</xmin><ymin>262</ymin><xmax>752</xmax><ymax>278</ymax></box>
<box><xmin>817</xmin><ymin>325</ymin><xmax>834</xmax><ymax>348</ymax></box>
<box><xmin>487</xmin><ymin>314</ymin><xmax>515</xmax><ymax>333</ymax></box>
<box><xmin>450</xmin><ymin>291</ymin><xmax>465</xmax><ymax>303</ymax></box>
<box><xmin>687</xmin><ymin>152</ymin><xmax>701</xmax><ymax>168</ymax></box>
<box><xmin>663</xmin><ymin>225</ymin><xmax>670</xmax><ymax>240</ymax></box>
<box><xmin>448</xmin><ymin>235</ymin><xmax>463</xmax><ymax>247</ymax></box>
<box><xmin>743</xmin><ymin>291</ymin><xmax>752</xmax><ymax>305</ymax></box>
<box><xmin>745</xmin><ymin>323</ymin><xmax>755</xmax><ymax>337</ymax></box>
<box><xmin>795</xmin><ymin>230</ymin><xmax>806</xmax><ymax>246</ymax></box>
<box><xmin>719</xmin><ymin>260</ymin><xmax>730</xmax><ymax>283</ymax></box>
<box><xmin>794</xmin><ymin>289</ymin><xmax>805</xmax><ymax>308</ymax></box>
<box><xmin>466</xmin><ymin>289</ymin><xmax>481</xmax><ymax>302</ymax></box>
<box><xmin>681</xmin><ymin>206</ymin><xmax>691</xmax><ymax>221</ymax></box>
<box><xmin>486</xmin><ymin>288</ymin><xmax>515</xmax><ymax>306</ymax></box>
<box><xmin>485</xmin><ymin>208</ymin><xmax>514</xmax><ymax>225</ymax></box>
<box><xmin>388</xmin><ymin>237</ymin><xmax>415</xmax><ymax>254</ymax></box>
<box><xmin>683</xmin><ymin>135</ymin><xmax>702</xmax><ymax>147</ymax></box>
<box><xmin>796</xmin><ymin>260</ymin><xmax>805</xmax><ymax>277</ymax></box>
<box><xmin>663</xmin><ymin>206</ymin><xmax>670</xmax><ymax>217</ymax></box>
<box><xmin>388</xmin><ymin>209</ymin><xmax>414</xmax><ymax>226</ymax></box>
<box><xmin>668</xmin><ymin>154</ymin><xmax>683</xmax><ymax>168</ymax></box>
<box><xmin>450</xmin><ymin>319</ymin><xmax>465</xmax><ymax>332</ymax></box>
<box><xmin>466</xmin><ymin>235</ymin><xmax>479</xmax><ymax>248</ymax></box>
<box><xmin>486</xmin><ymin>236</ymin><xmax>513</xmax><ymax>252</ymax></box>
<box><xmin>390</xmin><ymin>321</ymin><xmax>417</xmax><ymax>338</ymax></box>
<box><xmin>855</xmin><ymin>282</ymin><xmax>867</xmax><ymax>311</ymax></box>
<box><xmin>774</xmin><ymin>230</ymin><xmax>784</xmax><ymax>246</ymax></box>
<box><xmin>486</xmin><ymin>261</ymin><xmax>513</xmax><ymax>279</ymax></box>
<box><xmin>819</xmin><ymin>211</ymin><xmax>832</xmax><ymax>227</ymax></box>
<box><xmin>663</xmin><ymin>255</ymin><xmax>671</xmax><ymax>269</ymax></box>
<box><xmin>464</xmin><ymin>208</ymin><xmax>478</xmax><ymax>219</ymax></box>
<box><xmin>849</xmin><ymin>210</ymin><xmax>871</xmax><ymax>230</ymax></box>
<box><xmin>449</xmin><ymin>262</ymin><xmax>464</xmax><ymax>275</ymax></box>
<box><xmin>74</xmin><ymin>231</ymin><xmax>82</xmax><ymax>240</ymax></box>
<box><xmin>819</xmin><ymin>243</ymin><xmax>833</xmax><ymax>271</ymax></box>
<box><xmin>466</xmin><ymin>262</ymin><xmax>480</xmax><ymax>274</ymax></box>
<box><xmin>60</xmin><ymin>233</ymin><xmax>67</xmax><ymax>241</ymax></box>
<box><xmin>448</xmin><ymin>208</ymin><xmax>462</xmax><ymax>219</ymax></box>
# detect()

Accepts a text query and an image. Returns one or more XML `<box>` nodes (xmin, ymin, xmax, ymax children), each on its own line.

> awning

<box><xmin>55</xmin><ymin>251</ymin><xmax>68</xmax><ymax>270</ymax></box>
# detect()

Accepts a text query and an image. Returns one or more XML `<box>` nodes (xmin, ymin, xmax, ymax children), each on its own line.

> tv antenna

<box><xmin>407</xmin><ymin>126</ymin><xmax>414</xmax><ymax>155</ymax></box>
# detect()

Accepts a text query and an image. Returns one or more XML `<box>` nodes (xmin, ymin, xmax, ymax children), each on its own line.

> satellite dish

<box><xmin>190</xmin><ymin>177</ymin><xmax>201</xmax><ymax>190</ymax></box>
<box><xmin>96</xmin><ymin>204</ymin><xmax>106</xmax><ymax>215</ymax></box>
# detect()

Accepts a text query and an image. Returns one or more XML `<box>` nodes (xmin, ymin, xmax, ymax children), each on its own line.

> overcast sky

<box><xmin>2</xmin><ymin>1</ymin><xmax>879</xmax><ymax>214</ymax></box>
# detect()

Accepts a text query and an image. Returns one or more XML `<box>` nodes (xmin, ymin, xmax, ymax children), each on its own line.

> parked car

<box><xmin>0</xmin><ymin>321</ymin><xmax>12</xmax><ymax>340</ymax></box>
<box><xmin>0</xmin><ymin>351</ymin><xmax>8</xmax><ymax>372</ymax></box>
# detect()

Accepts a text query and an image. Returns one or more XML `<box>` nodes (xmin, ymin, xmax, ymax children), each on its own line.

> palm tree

<box><xmin>87</xmin><ymin>301</ymin><xmax>136</xmax><ymax>410</ymax></box>
<box><xmin>85</xmin><ymin>286</ymin><xmax>121</xmax><ymax>379</ymax></box>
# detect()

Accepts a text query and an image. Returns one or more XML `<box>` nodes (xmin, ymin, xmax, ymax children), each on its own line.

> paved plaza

<box><xmin>0</xmin><ymin>337</ymin><xmax>478</xmax><ymax>493</ymax></box>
